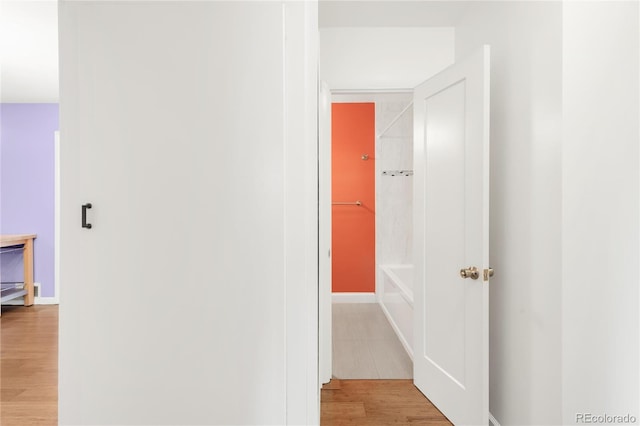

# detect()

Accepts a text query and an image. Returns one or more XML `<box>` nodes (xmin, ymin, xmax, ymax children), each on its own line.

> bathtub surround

<box><xmin>375</xmin><ymin>95</ymin><xmax>413</xmax><ymax>268</ymax></box>
<box><xmin>374</xmin><ymin>99</ymin><xmax>414</xmax><ymax>358</ymax></box>
<box><xmin>379</xmin><ymin>264</ymin><xmax>414</xmax><ymax>358</ymax></box>
<box><xmin>0</xmin><ymin>103</ymin><xmax>58</xmax><ymax>299</ymax></box>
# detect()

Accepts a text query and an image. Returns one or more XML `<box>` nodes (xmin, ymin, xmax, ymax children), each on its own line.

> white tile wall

<box><xmin>375</xmin><ymin>95</ymin><xmax>413</xmax><ymax>266</ymax></box>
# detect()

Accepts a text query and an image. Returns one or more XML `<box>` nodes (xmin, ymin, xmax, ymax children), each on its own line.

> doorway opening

<box><xmin>329</xmin><ymin>95</ymin><xmax>414</xmax><ymax>381</ymax></box>
<box><xmin>322</xmin><ymin>93</ymin><xmax>454</xmax><ymax>425</ymax></box>
<box><xmin>317</xmin><ymin>19</ymin><xmax>457</xmax><ymax>389</ymax></box>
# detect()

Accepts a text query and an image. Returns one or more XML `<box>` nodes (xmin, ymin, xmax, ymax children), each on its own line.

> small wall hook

<box><xmin>361</xmin><ymin>154</ymin><xmax>369</xmax><ymax>161</ymax></box>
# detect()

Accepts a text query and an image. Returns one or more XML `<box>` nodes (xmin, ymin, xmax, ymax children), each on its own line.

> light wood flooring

<box><xmin>1</xmin><ymin>304</ymin><xmax>441</xmax><ymax>426</ymax></box>
<box><xmin>333</xmin><ymin>303</ymin><xmax>412</xmax><ymax>379</ymax></box>
<box><xmin>1</xmin><ymin>305</ymin><xmax>58</xmax><ymax>426</ymax></box>
<box><xmin>321</xmin><ymin>379</ymin><xmax>452</xmax><ymax>425</ymax></box>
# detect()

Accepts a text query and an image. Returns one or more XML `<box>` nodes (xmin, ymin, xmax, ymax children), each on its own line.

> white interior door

<box><xmin>412</xmin><ymin>46</ymin><xmax>490</xmax><ymax>425</ymax></box>
<box><xmin>58</xmin><ymin>2</ymin><xmax>318</xmax><ymax>424</ymax></box>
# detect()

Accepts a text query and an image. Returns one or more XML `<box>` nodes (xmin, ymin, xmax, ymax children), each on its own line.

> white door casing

<box><xmin>412</xmin><ymin>46</ymin><xmax>490</xmax><ymax>425</ymax></box>
<box><xmin>319</xmin><ymin>81</ymin><xmax>332</xmax><ymax>385</ymax></box>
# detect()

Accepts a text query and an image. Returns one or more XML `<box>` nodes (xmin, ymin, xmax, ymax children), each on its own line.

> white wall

<box><xmin>375</xmin><ymin>96</ymin><xmax>413</xmax><ymax>267</ymax></box>
<box><xmin>455</xmin><ymin>3</ymin><xmax>563</xmax><ymax>424</ymax></box>
<box><xmin>562</xmin><ymin>2</ymin><xmax>639</xmax><ymax>423</ymax></box>
<box><xmin>319</xmin><ymin>1</ymin><xmax>468</xmax><ymax>28</ymax></box>
<box><xmin>320</xmin><ymin>27</ymin><xmax>454</xmax><ymax>90</ymax></box>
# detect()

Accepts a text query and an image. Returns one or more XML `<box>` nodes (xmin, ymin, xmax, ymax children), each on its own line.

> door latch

<box><xmin>483</xmin><ymin>268</ymin><xmax>494</xmax><ymax>281</ymax></box>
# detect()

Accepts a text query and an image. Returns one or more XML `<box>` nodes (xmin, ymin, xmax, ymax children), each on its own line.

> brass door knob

<box><xmin>460</xmin><ymin>266</ymin><xmax>479</xmax><ymax>280</ymax></box>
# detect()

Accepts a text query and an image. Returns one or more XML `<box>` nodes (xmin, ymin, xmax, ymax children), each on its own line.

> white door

<box><xmin>58</xmin><ymin>2</ymin><xmax>317</xmax><ymax>425</ymax></box>
<box><xmin>412</xmin><ymin>46</ymin><xmax>490</xmax><ymax>425</ymax></box>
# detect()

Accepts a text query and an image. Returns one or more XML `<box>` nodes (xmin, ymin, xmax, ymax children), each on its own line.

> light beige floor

<box><xmin>332</xmin><ymin>303</ymin><xmax>413</xmax><ymax>379</ymax></box>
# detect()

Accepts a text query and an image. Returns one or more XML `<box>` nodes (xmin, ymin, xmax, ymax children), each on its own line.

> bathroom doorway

<box><xmin>317</xmin><ymin>21</ymin><xmax>456</xmax><ymax>385</ymax></box>
<box><xmin>329</xmin><ymin>96</ymin><xmax>414</xmax><ymax>380</ymax></box>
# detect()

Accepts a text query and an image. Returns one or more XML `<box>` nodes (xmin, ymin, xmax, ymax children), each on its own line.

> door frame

<box><xmin>319</xmin><ymin>81</ymin><xmax>332</xmax><ymax>384</ymax></box>
<box><xmin>54</xmin><ymin>130</ymin><xmax>60</xmax><ymax>304</ymax></box>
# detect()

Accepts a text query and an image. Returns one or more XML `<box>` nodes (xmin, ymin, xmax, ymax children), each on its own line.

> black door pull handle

<box><xmin>82</xmin><ymin>203</ymin><xmax>92</xmax><ymax>229</ymax></box>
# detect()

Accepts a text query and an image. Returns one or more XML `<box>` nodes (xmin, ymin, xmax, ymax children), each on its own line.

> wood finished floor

<box><xmin>1</xmin><ymin>304</ymin><xmax>443</xmax><ymax>426</ymax></box>
<box><xmin>333</xmin><ymin>303</ymin><xmax>412</xmax><ymax>379</ymax></box>
<box><xmin>1</xmin><ymin>305</ymin><xmax>58</xmax><ymax>426</ymax></box>
<box><xmin>321</xmin><ymin>379</ymin><xmax>452</xmax><ymax>425</ymax></box>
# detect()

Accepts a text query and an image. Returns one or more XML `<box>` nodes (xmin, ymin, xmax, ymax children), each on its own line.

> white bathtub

<box><xmin>379</xmin><ymin>264</ymin><xmax>414</xmax><ymax>359</ymax></box>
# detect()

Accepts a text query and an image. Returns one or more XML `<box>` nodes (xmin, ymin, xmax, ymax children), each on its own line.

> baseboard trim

<box><xmin>332</xmin><ymin>292</ymin><xmax>377</xmax><ymax>303</ymax></box>
<box><xmin>35</xmin><ymin>296</ymin><xmax>59</xmax><ymax>305</ymax></box>
<box><xmin>3</xmin><ymin>297</ymin><xmax>59</xmax><ymax>306</ymax></box>
<box><xmin>489</xmin><ymin>412</ymin><xmax>501</xmax><ymax>426</ymax></box>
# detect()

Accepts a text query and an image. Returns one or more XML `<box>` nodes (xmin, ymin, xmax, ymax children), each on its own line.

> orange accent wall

<box><xmin>332</xmin><ymin>103</ymin><xmax>375</xmax><ymax>293</ymax></box>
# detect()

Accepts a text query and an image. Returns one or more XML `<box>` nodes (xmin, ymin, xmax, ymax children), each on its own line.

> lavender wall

<box><xmin>1</xmin><ymin>104</ymin><xmax>58</xmax><ymax>298</ymax></box>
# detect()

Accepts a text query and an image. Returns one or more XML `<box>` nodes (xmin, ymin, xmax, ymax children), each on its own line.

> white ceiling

<box><xmin>319</xmin><ymin>1</ymin><xmax>468</xmax><ymax>90</ymax></box>
<box><xmin>319</xmin><ymin>1</ymin><xmax>470</xmax><ymax>28</ymax></box>
<box><xmin>0</xmin><ymin>0</ymin><xmax>469</xmax><ymax>103</ymax></box>
<box><xmin>320</xmin><ymin>27</ymin><xmax>455</xmax><ymax>90</ymax></box>
<box><xmin>0</xmin><ymin>0</ymin><xmax>59</xmax><ymax>103</ymax></box>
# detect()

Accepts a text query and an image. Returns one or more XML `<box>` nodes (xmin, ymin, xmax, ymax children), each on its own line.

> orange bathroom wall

<box><xmin>332</xmin><ymin>103</ymin><xmax>375</xmax><ymax>293</ymax></box>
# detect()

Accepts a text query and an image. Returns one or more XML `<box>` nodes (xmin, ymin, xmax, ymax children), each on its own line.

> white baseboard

<box><xmin>5</xmin><ymin>297</ymin><xmax>59</xmax><ymax>305</ymax></box>
<box><xmin>489</xmin><ymin>412</ymin><xmax>501</xmax><ymax>426</ymax></box>
<box><xmin>34</xmin><ymin>296</ymin><xmax>59</xmax><ymax>305</ymax></box>
<box><xmin>332</xmin><ymin>292</ymin><xmax>377</xmax><ymax>303</ymax></box>
<box><xmin>34</xmin><ymin>281</ymin><xmax>59</xmax><ymax>304</ymax></box>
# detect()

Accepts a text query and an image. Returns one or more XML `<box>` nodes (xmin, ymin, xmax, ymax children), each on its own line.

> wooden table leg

<box><xmin>23</xmin><ymin>238</ymin><xmax>34</xmax><ymax>307</ymax></box>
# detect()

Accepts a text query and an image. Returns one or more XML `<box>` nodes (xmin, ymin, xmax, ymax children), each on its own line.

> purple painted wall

<box><xmin>1</xmin><ymin>104</ymin><xmax>58</xmax><ymax>297</ymax></box>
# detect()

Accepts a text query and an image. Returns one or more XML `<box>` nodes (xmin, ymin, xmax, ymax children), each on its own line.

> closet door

<box><xmin>58</xmin><ymin>3</ymin><xmax>316</xmax><ymax>424</ymax></box>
